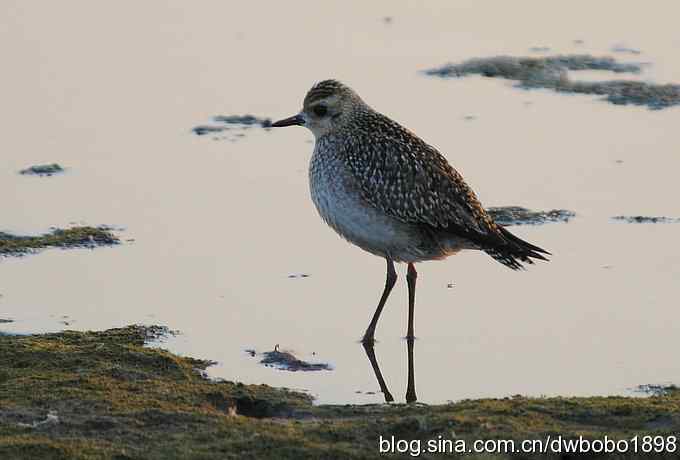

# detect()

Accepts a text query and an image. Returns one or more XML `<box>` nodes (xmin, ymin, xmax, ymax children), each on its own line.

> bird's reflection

<box><xmin>362</xmin><ymin>337</ymin><xmax>417</xmax><ymax>403</ymax></box>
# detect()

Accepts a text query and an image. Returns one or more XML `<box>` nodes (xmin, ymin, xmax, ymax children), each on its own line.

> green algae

<box><xmin>612</xmin><ymin>215</ymin><xmax>680</xmax><ymax>224</ymax></box>
<box><xmin>192</xmin><ymin>114</ymin><xmax>273</xmax><ymax>139</ymax></box>
<box><xmin>425</xmin><ymin>55</ymin><xmax>680</xmax><ymax>110</ymax></box>
<box><xmin>487</xmin><ymin>206</ymin><xmax>575</xmax><ymax>226</ymax></box>
<box><xmin>2</xmin><ymin>326</ymin><xmax>680</xmax><ymax>459</ymax></box>
<box><xmin>258</xmin><ymin>346</ymin><xmax>331</xmax><ymax>372</ymax></box>
<box><xmin>0</xmin><ymin>227</ymin><xmax>119</xmax><ymax>258</ymax></box>
<box><xmin>19</xmin><ymin>164</ymin><xmax>65</xmax><ymax>177</ymax></box>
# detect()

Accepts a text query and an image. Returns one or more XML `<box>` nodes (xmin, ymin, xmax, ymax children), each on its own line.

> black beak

<box><xmin>271</xmin><ymin>114</ymin><xmax>305</xmax><ymax>127</ymax></box>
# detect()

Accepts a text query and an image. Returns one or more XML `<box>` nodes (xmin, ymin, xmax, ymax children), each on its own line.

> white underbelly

<box><xmin>309</xmin><ymin>153</ymin><xmax>428</xmax><ymax>261</ymax></box>
<box><xmin>311</xmin><ymin>183</ymin><xmax>396</xmax><ymax>256</ymax></box>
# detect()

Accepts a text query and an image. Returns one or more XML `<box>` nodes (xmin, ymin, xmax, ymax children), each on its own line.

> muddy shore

<box><xmin>425</xmin><ymin>55</ymin><xmax>680</xmax><ymax>110</ymax></box>
<box><xmin>0</xmin><ymin>227</ymin><xmax>119</xmax><ymax>258</ymax></box>
<box><xmin>1</xmin><ymin>326</ymin><xmax>678</xmax><ymax>459</ymax></box>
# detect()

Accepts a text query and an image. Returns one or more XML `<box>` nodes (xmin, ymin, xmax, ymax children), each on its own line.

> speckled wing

<box><xmin>340</xmin><ymin>112</ymin><xmax>496</xmax><ymax>237</ymax></box>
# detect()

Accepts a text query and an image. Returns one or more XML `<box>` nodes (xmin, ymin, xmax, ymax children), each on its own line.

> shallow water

<box><xmin>1</xmin><ymin>1</ymin><xmax>680</xmax><ymax>404</ymax></box>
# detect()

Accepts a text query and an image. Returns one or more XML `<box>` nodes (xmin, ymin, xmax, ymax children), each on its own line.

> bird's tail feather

<box><xmin>484</xmin><ymin>226</ymin><xmax>550</xmax><ymax>270</ymax></box>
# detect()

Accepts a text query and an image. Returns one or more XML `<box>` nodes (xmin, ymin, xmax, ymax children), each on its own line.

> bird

<box><xmin>271</xmin><ymin>79</ymin><xmax>549</xmax><ymax>345</ymax></box>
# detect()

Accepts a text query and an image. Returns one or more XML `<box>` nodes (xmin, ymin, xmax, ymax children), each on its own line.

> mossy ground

<box><xmin>19</xmin><ymin>164</ymin><xmax>65</xmax><ymax>177</ymax></box>
<box><xmin>1</xmin><ymin>326</ymin><xmax>679</xmax><ymax>459</ymax></box>
<box><xmin>487</xmin><ymin>206</ymin><xmax>575</xmax><ymax>226</ymax></box>
<box><xmin>192</xmin><ymin>114</ymin><xmax>272</xmax><ymax>139</ymax></box>
<box><xmin>0</xmin><ymin>227</ymin><xmax>119</xmax><ymax>258</ymax></box>
<box><xmin>426</xmin><ymin>55</ymin><xmax>680</xmax><ymax>110</ymax></box>
<box><xmin>611</xmin><ymin>216</ymin><xmax>680</xmax><ymax>224</ymax></box>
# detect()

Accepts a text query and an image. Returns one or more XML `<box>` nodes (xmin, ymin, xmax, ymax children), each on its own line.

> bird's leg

<box><xmin>406</xmin><ymin>263</ymin><xmax>418</xmax><ymax>340</ymax></box>
<box><xmin>405</xmin><ymin>336</ymin><xmax>417</xmax><ymax>403</ymax></box>
<box><xmin>405</xmin><ymin>263</ymin><xmax>418</xmax><ymax>402</ymax></box>
<box><xmin>362</xmin><ymin>259</ymin><xmax>397</xmax><ymax>345</ymax></box>
<box><xmin>362</xmin><ymin>342</ymin><xmax>394</xmax><ymax>402</ymax></box>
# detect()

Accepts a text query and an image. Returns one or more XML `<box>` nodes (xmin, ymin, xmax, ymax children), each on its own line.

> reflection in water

<box><xmin>362</xmin><ymin>338</ymin><xmax>418</xmax><ymax>403</ymax></box>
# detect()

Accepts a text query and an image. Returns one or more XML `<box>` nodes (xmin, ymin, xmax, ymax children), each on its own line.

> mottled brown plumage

<box><xmin>308</xmin><ymin>80</ymin><xmax>548</xmax><ymax>269</ymax></box>
<box><xmin>272</xmin><ymin>79</ymin><xmax>549</xmax><ymax>344</ymax></box>
<box><xmin>303</xmin><ymin>79</ymin><xmax>347</xmax><ymax>107</ymax></box>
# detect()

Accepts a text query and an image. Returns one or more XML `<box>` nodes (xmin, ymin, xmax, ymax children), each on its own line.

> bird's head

<box><xmin>272</xmin><ymin>79</ymin><xmax>364</xmax><ymax>138</ymax></box>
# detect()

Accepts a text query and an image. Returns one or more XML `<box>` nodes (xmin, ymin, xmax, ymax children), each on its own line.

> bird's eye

<box><xmin>312</xmin><ymin>105</ymin><xmax>328</xmax><ymax>117</ymax></box>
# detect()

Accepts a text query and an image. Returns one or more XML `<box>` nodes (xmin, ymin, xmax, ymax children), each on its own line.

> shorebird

<box><xmin>272</xmin><ymin>80</ymin><xmax>549</xmax><ymax>345</ymax></box>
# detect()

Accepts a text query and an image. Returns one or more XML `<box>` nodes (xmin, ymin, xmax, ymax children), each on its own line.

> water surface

<box><xmin>1</xmin><ymin>1</ymin><xmax>679</xmax><ymax>404</ymax></box>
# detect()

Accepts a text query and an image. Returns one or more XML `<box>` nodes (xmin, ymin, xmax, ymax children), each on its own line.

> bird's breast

<box><xmin>308</xmin><ymin>144</ymin><xmax>442</xmax><ymax>262</ymax></box>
